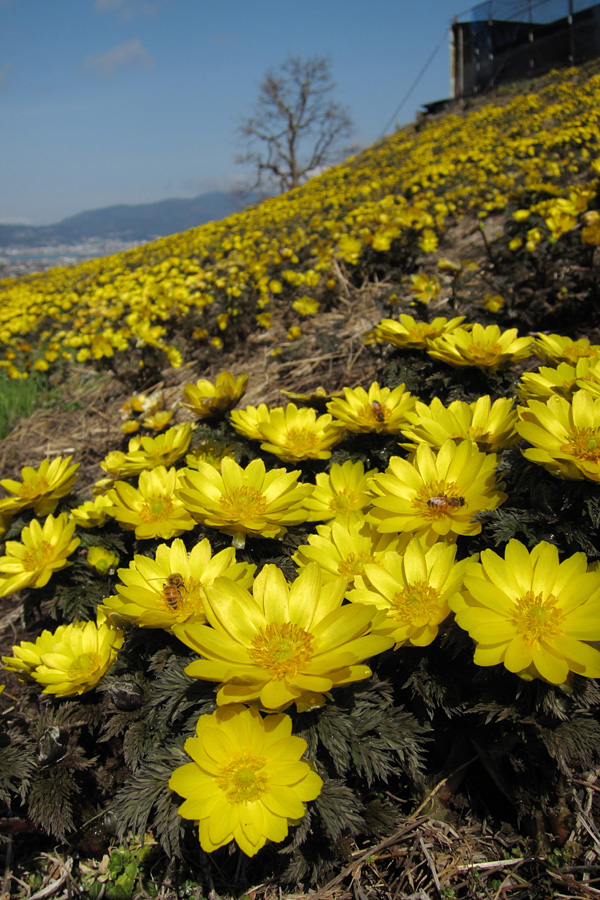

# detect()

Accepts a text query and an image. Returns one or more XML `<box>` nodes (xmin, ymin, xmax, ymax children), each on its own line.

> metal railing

<box><xmin>452</xmin><ymin>0</ymin><xmax>600</xmax><ymax>95</ymax></box>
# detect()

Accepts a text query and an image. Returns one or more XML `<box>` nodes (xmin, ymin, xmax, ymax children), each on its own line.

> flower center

<box><xmin>337</xmin><ymin>551</ymin><xmax>376</xmax><ymax>578</ymax></box>
<box><xmin>467</xmin><ymin>341</ymin><xmax>504</xmax><ymax>365</ymax></box>
<box><xmin>563</xmin><ymin>343</ymin><xmax>597</xmax><ymax>362</ymax></box>
<box><xmin>561</xmin><ymin>427</ymin><xmax>600</xmax><ymax>462</ymax></box>
<box><xmin>283</xmin><ymin>428</ymin><xmax>319</xmax><ymax>453</ymax></box>
<box><xmin>20</xmin><ymin>474</ymin><xmax>49</xmax><ymax>500</ymax></box>
<box><xmin>217</xmin><ymin>751</ymin><xmax>269</xmax><ymax>803</ymax></box>
<box><xmin>249</xmin><ymin>622</ymin><xmax>314</xmax><ymax>677</ymax></box>
<box><xmin>22</xmin><ymin>541</ymin><xmax>55</xmax><ymax>571</ymax></box>
<box><xmin>68</xmin><ymin>652</ymin><xmax>101</xmax><ymax>680</ymax></box>
<box><xmin>468</xmin><ymin>426</ymin><xmax>489</xmax><ymax>442</ymax></box>
<box><xmin>410</xmin><ymin>323</ymin><xmax>438</xmax><ymax>342</ymax></box>
<box><xmin>560</xmin><ymin>378</ymin><xmax>577</xmax><ymax>395</ymax></box>
<box><xmin>416</xmin><ymin>480</ymin><xmax>464</xmax><ymax>518</ymax></box>
<box><xmin>329</xmin><ymin>489</ymin><xmax>362</xmax><ymax>513</ymax></box>
<box><xmin>361</xmin><ymin>402</ymin><xmax>387</xmax><ymax>426</ymax></box>
<box><xmin>391</xmin><ymin>581</ymin><xmax>441</xmax><ymax>626</ymax></box>
<box><xmin>139</xmin><ymin>496</ymin><xmax>175</xmax><ymax>523</ymax></box>
<box><xmin>219</xmin><ymin>486</ymin><xmax>268</xmax><ymax>519</ymax></box>
<box><xmin>510</xmin><ymin>590</ymin><xmax>564</xmax><ymax>647</ymax></box>
<box><xmin>181</xmin><ymin>576</ymin><xmax>206</xmax><ymax>615</ymax></box>
<box><xmin>146</xmin><ymin>448</ymin><xmax>173</xmax><ymax>466</ymax></box>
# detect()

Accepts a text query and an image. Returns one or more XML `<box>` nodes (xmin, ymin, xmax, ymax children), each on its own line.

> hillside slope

<box><xmin>1</xmin><ymin>62</ymin><xmax>600</xmax><ymax>900</ymax></box>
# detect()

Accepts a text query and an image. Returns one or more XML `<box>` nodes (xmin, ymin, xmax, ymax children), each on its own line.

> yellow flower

<box><xmin>2</xmin><ymin>619</ymin><xmax>124</xmax><ymax>696</ymax></box>
<box><xmin>101</xmin><ymin>537</ymin><xmax>255</xmax><ymax>629</ymax></box>
<box><xmin>427</xmin><ymin>324</ymin><xmax>532</xmax><ymax>370</ymax></box>
<box><xmin>292</xmin><ymin>514</ymin><xmax>404</xmax><ymax>586</ymax></box>
<box><xmin>87</xmin><ymin>545</ymin><xmax>120</xmax><ymax>575</ymax></box>
<box><xmin>230</xmin><ymin>404</ymin><xmax>275</xmax><ymax>441</ymax></box>
<box><xmin>142</xmin><ymin>409</ymin><xmax>174</xmax><ymax>431</ymax></box>
<box><xmin>2</xmin><ymin>627</ymin><xmax>58</xmax><ymax>677</ymax></box>
<box><xmin>516</xmin><ymin>361</ymin><xmax>585</xmax><ymax>402</ymax></box>
<box><xmin>410</xmin><ymin>273</ymin><xmax>441</xmax><ymax>304</ymax></box>
<box><xmin>176</xmin><ymin>457</ymin><xmax>313</xmax><ymax>545</ymax></box>
<box><xmin>279</xmin><ymin>387</ymin><xmax>341</xmax><ymax>407</ymax></box>
<box><xmin>121</xmin><ymin>419</ymin><xmax>140</xmax><ymax>435</ymax></box>
<box><xmin>165</xmin><ymin>345</ymin><xmax>183</xmax><ymax>368</ymax></box>
<box><xmin>526</xmin><ymin>227</ymin><xmax>543</xmax><ymax>252</ymax></box>
<box><xmin>0</xmin><ymin>513</ymin><xmax>80</xmax><ymax>597</ymax></box>
<box><xmin>372</xmin><ymin>314</ymin><xmax>465</xmax><ymax>350</ymax></box>
<box><xmin>0</xmin><ymin>456</ymin><xmax>79</xmax><ymax>517</ymax></box>
<box><xmin>348</xmin><ymin>538</ymin><xmax>472</xmax><ymax>648</ymax></box>
<box><xmin>303</xmin><ymin>460</ymin><xmax>377</xmax><ymax>523</ymax></box>
<box><xmin>419</xmin><ymin>228</ymin><xmax>438</xmax><ymax>253</ymax></box>
<box><xmin>292</xmin><ymin>296</ymin><xmax>320</xmax><ymax>316</ymax></box>
<box><xmin>581</xmin><ymin>210</ymin><xmax>600</xmax><ymax>246</ymax></box>
<box><xmin>172</xmin><ymin>562</ymin><xmax>393</xmax><ymax>710</ymax></box>
<box><xmin>68</xmin><ymin>493</ymin><xmax>113</xmax><ymax>529</ymax></box>
<box><xmin>169</xmin><ymin>705</ymin><xmax>323</xmax><ymax>856</ymax></box>
<box><xmin>517</xmin><ymin>390</ymin><xmax>600</xmax><ymax>481</ymax></box>
<box><xmin>287</xmin><ymin>326</ymin><xmax>302</xmax><ymax>340</ymax></box>
<box><xmin>482</xmin><ymin>293</ymin><xmax>504</xmax><ymax>313</ymax></box>
<box><xmin>100</xmin><ymin>424</ymin><xmax>194</xmax><ymax>477</ymax></box>
<box><xmin>545</xmin><ymin>208</ymin><xmax>577</xmax><ymax>240</ymax></box>
<box><xmin>451</xmin><ymin>540</ymin><xmax>600</xmax><ymax>684</ymax></box>
<box><xmin>180</xmin><ymin>371</ymin><xmax>249</xmax><ymax>418</ymax></box>
<box><xmin>369</xmin><ymin>440</ymin><xmax>507</xmax><ymax>542</ymax></box>
<box><xmin>256</xmin><ymin>312</ymin><xmax>272</xmax><ymax>329</ymax></box>
<box><xmin>436</xmin><ymin>257</ymin><xmax>462</xmax><ymax>273</ymax></box>
<box><xmin>121</xmin><ymin>388</ymin><xmax>163</xmax><ymax>417</ymax></box>
<box><xmin>256</xmin><ymin>403</ymin><xmax>345</xmax><ymax>462</ymax></box>
<box><xmin>107</xmin><ymin>466</ymin><xmax>196</xmax><ymax>540</ymax></box>
<box><xmin>531</xmin><ymin>333</ymin><xmax>600</xmax><ymax>365</ymax></box>
<box><xmin>185</xmin><ymin>440</ymin><xmax>236</xmax><ymax>472</ymax></box>
<box><xmin>400</xmin><ymin>395</ymin><xmax>519</xmax><ymax>453</ymax></box>
<box><xmin>327</xmin><ymin>382</ymin><xmax>415</xmax><ymax>434</ymax></box>
<box><xmin>575</xmin><ymin>359</ymin><xmax>600</xmax><ymax>399</ymax></box>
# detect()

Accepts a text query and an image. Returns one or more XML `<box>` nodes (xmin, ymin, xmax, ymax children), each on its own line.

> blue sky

<box><xmin>0</xmin><ymin>0</ymin><xmax>471</xmax><ymax>225</ymax></box>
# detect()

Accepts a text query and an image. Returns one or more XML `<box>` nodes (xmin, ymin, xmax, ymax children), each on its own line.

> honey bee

<box><xmin>371</xmin><ymin>400</ymin><xmax>385</xmax><ymax>423</ymax></box>
<box><xmin>427</xmin><ymin>495</ymin><xmax>465</xmax><ymax>510</ymax></box>
<box><xmin>162</xmin><ymin>573</ymin><xmax>186</xmax><ymax>610</ymax></box>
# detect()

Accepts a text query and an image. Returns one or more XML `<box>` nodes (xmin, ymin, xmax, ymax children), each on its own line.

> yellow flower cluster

<box><xmin>4</xmin><ymin>62</ymin><xmax>600</xmax><ymax>860</ymax></box>
<box><xmin>2</xmin><ymin>66</ymin><xmax>600</xmax><ymax>378</ymax></box>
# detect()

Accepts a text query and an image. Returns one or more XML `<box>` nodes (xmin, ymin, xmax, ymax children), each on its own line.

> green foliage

<box><xmin>300</xmin><ymin>675</ymin><xmax>430</xmax><ymax>787</ymax></box>
<box><xmin>110</xmin><ymin>747</ymin><xmax>187</xmax><ymax>858</ymax></box>
<box><xmin>0</xmin><ymin>369</ymin><xmax>50</xmax><ymax>439</ymax></box>
<box><xmin>0</xmin><ymin>721</ymin><xmax>37</xmax><ymax>806</ymax></box>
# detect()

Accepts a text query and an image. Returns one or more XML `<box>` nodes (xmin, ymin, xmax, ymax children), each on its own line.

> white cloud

<box><xmin>81</xmin><ymin>38</ymin><xmax>155</xmax><ymax>79</ymax></box>
<box><xmin>0</xmin><ymin>62</ymin><xmax>11</xmax><ymax>92</ymax></box>
<box><xmin>94</xmin><ymin>0</ymin><xmax>158</xmax><ymax>20</ymax></box>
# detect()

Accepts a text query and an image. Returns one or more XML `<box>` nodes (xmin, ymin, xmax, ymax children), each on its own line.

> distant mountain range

<box><xmin>0</xmin><ymin>192</ymin><xmax>246</xmax><ymax>248</ymax></box>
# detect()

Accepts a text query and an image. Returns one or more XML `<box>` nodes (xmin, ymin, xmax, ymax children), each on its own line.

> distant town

<box><xmin>0</xmin><ymin>189</ymin><xmax>247</xmax><ymax>279</ymax></box>
<box><xmin>0</xmin><ymin>238</ymin><xmax>146</xmax><ymax>278</ymax></box>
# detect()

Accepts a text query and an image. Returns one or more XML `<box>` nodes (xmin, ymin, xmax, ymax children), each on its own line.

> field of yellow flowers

<box><xmin>3</xmin><ymin>60</ymin><xmax>600</xmax><ymax>899</ymax></box>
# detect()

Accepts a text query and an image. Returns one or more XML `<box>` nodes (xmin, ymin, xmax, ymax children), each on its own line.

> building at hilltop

<box><xmin>452</xmin><ymin>0</ymin><xmax>600</xmax><ymax>96</ymax></box>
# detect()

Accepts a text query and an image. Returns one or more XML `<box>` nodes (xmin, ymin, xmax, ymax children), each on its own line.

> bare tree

<box><xmin>236</xmin><ymin>55</ymin><xmax>354</xmax><ymax>194</ymax></box>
